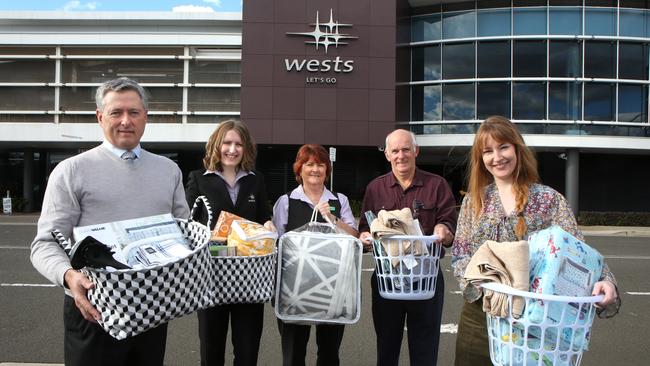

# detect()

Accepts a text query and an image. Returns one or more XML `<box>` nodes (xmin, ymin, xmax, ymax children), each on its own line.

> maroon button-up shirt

<box><xmin>359</xmin><ymin>168</ymin><xmax>458</xmax><ymax>237</ymax></box>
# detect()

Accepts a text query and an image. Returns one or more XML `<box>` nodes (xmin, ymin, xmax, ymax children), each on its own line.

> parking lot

<box><xmin>1</xmin><ymin>215</ymin><xmax>649</xmax><ymax>365</ymax></box>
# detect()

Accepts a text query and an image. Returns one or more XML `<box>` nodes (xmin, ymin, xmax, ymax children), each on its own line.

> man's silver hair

<box><xmin>95</xmin><ymin>77</ymin><xmax>148</xmax><ymax>111</ymax></box>
<box><xmin>385</xmin><ymin>129</ymin><xmax>418</xmax><ymax>150</ymax></box>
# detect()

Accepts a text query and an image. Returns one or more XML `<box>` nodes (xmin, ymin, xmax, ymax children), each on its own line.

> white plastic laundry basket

<box><xmin>373</xmin><ymin>235</ymin><xmax>441</xmax><ymax>300</ymax></box>
<box><xmin>481</xmin><ymin>282</ymin><xmax>603</xmax><ymax>366</ymax></box>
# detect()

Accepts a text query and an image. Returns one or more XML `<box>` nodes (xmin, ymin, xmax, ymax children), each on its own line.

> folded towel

<box><xmin>464</xmin><ymin>240</ymin><xmax>529</xmax><ymax>318</ymax></box>
<box><xmin>370</xmin><ymin>208</ymin><xmax>424</xmax><ymax>267</ymax></box>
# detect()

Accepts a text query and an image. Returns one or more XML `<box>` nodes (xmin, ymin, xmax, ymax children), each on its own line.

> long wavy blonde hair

<box><xmin>203</xmin><ymin>120</ymin><xmax>256</xmax><ymax>172</ymax></box>
<box><xmin>467</xmin><ymin>116</ymin><xmax>539</xmax><ymax>239</ymax></box>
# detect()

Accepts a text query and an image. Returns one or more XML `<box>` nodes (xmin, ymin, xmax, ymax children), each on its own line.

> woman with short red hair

<box><xmin>272</xmin><ymin>144</ymin><xmax>358</xmax><ymax>366</ymax></box>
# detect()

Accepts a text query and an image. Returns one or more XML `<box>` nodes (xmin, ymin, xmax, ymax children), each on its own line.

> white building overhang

<box><xmin>0</xmin><ymin>11</ymin><xmax>242</xmax><ymax>46</ymax></box>
<box><xmin>417</xmin><ymin>134</ymin><xmax>650</xmax><ymax>154</ymax></box>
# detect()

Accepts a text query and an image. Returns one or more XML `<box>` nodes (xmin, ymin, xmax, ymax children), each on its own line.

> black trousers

<box><xmin>197</xmin><ymin>303</ymin><xmax>264</xmax><ymax>366</ymax></box>
<box><xmin>63</xmin><ymin>295</ymin><xmax>167</xmax><ymax>366</ymax></box>
<box><xmin>277</xmin><ymin>319</ymin><xmax>345</xmax><ymax>366</ymax></box>
<box><xmin>370</xmin><ymin>269</ymin><xmax>445</xmax><ymax>366</ymax></box>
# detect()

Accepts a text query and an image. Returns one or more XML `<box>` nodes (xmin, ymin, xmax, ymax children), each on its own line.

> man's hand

<box><xmin>433</xmin><ymin>224</ymin><xmax>454</xmax><ymax>247</ymax></box>
<box><xmin>64</xmin><ymin>268</ymin><xmax>101</xmax><ymax>323</ymax></box>
<box><xmin>359</xmin><ymin>231</ymin><xmax>373</xmax><ymax>252</ymax></box>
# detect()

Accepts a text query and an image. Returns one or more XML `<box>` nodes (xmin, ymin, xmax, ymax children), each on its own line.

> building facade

<box><xmin>1</xmin><ymin>1</ymin><xmax>650</xmax><ymax>214</ymax></box>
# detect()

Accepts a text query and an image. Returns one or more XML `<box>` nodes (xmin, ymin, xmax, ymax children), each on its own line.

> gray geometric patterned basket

<box><xmin>211</xmin><ymin>250</ymin><xmax>277</xmax><ymax>305</ymax></box>
<box><xmin>52</xmin><ymin>196</ymin><xmax>215</xmax><ymax>340</ymax></box>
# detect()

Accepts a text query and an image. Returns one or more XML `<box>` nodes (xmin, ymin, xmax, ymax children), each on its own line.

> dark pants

<box><xmin>370</xmin><ymin>269</ymin><xmax>445</xmax><ymax>366</ymax></box>
<box><xmin>197</xmin><ymin>303</ymin><xmax>264</xmax><ymax>366</ymax></box>
<box><xmin>454</xmin><ymin>300</ymin><xmax>492</xmax><ymax>366</ymax></box>
<box><xmin>277</xmin><ymin>319</ymin><xmax>345</xmax><ymax>366</ymax></box>
<box><xmin>63</xmin><ymin>295</ymin><xmax>167</xmax><ymax>366</ymax></box>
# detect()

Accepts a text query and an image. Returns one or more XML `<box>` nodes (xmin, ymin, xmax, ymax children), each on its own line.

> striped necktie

<box><xmin>121</xmin><ymin>150</ymin><xmax>137</xmax><ymax>161</ymax></box>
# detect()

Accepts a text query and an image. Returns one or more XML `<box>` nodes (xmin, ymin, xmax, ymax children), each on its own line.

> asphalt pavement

<box><xmin>1</xmin><ymin>214</ymin><xmax>649</xmax><ymax>365</ymax></box>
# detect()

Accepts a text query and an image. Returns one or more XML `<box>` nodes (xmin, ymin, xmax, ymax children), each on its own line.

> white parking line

<box><xmin>0</xmin><ymin>222</ymin><xmax>37</xmax><ymax>226</ymax></box>
<box><xmin>0</xmin><ymin>246</ymin><xmax>30</xmax><ymax>250</ymax></box>
<box><xmin>1</xmin><ymin>283</ymin><xmax>56</xmax><ymax>287</ymax></box>
<box><xmin>604</xmin><ymin>255</ymin><xmax>650</xmax><ymax>260</ymax></box>
<box><xmin>404</xmin><ymin>323</ymin><xmax>458</xmax><ymax>333</ymax></box>
<box><xmin>626</xmin><ymin>292</ymin><xmax>650</xmax><ymax>295</ymax></box>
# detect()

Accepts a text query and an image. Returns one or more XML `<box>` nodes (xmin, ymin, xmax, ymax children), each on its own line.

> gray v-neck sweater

<box><xmin>31</xmin><ymin>145</ymin><xmax>190</xmax><ymax>288</ymax></box>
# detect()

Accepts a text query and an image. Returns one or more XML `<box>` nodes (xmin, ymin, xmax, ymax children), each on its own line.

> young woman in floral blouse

<box><xmin>451</xmin><ymin>115</ymin><xmax>620</xmax><ymax>365</ymax></box>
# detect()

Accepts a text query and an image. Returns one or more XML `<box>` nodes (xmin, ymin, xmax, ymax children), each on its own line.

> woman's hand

<box><xmin>263</xmin><ymin>220</ymin><xmax>276</xmax><ymax>232</ymax></box>
<box><xmin>315</xmin><ymin>201</ymin><xmax>336</xmax><ymax>224</ymax></box>
<box><xmin>592</xmin><ymin>280</ymin><xmax>618</xmax><ymax>307</ymax></box>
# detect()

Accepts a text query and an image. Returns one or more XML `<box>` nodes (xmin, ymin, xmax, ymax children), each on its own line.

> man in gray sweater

<box><xmin>30</xmin><ymin>77</ymin><xmax>190</xmax><ymax>366</ymax></box>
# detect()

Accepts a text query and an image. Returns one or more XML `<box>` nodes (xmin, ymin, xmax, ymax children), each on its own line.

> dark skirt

<box><xmin>454</xmin><ymin>299</ymin><xmax>492</xmax><ymax>366</ymax></box>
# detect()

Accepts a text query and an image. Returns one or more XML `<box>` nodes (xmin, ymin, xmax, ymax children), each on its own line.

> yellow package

<box><xmin>227</xmin><ymin>219</ymin><xmax>277</xmax><ymax>256</ymax></box>
<box><xmin>211</xmin><ymin>211</ymin><xmax>244</xmax><ymax>241</ymax></box>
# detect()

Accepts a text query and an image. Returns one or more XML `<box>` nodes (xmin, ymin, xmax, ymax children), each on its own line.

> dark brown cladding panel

<box><xmin>242</xmin><ymin>0</ymin><xmax>397</xmax><ymax>147</ymax></box>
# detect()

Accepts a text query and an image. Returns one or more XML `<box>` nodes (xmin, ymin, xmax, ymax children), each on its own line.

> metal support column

<box><xmin>565</xmin><ymin>149</ymin><xmax>580</xmax><ymax>216</ymax></box>
<box><xmin>23</xmin><ymin>148</ymin><xmax>34</xmax><ymax>212</ymax></box>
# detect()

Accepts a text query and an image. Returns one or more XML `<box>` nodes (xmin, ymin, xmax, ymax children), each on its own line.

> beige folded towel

<box><xmin>464</xmin><ymin>240</ymin><xmax>529</xmax><ymax>318</ymax></box>
<box><xmin>370</xmin><ymin>208</ymin><xmax>423</xmax><ymax>267</ymax></box>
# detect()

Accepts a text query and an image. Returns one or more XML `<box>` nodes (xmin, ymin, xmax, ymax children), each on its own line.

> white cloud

<box><xmin>62</xmin><ymin>1</ymin><xmax>99</xmax><ymax>11</ymax></box>
<box><xmin>172</xmin><ymin>5</ymin><xmax>215</xmax><ymax>13</ymax></box>
<box><xmin>202</xmin><ymin>0</ymin><xmax>222</xmax><ymax>6</ymax></box>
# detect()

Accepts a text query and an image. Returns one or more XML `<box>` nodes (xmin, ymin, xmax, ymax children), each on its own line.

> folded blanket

<box><xmin>464</xmin><ymin>240</ymin><xmax>529</xmax><ymax>318</ymax></box>
<box><xmin>370</xmin><ymin>208</ymin><xmax>423</xmax><ymax>267</ymax></box>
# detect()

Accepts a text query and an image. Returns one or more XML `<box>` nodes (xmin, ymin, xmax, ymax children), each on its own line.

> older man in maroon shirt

<box><xmin>359</xmin><ymin>129</ymin><xmax>457</xmax><ymax>366</ymax></box>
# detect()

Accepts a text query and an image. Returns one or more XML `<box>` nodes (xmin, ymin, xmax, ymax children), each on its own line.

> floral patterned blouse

<box><xmin>451</xmin><ymin>183</ymin><xmax>616</xmax><ymax>303</ymax></box>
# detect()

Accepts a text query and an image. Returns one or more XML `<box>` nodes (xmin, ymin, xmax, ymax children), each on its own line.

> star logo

<box><xmin>286</xmin><ymin>9</ymin><xmax>358</xmax><ymax>53</ymax></box>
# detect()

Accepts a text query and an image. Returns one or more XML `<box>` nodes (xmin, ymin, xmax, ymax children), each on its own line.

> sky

<box><xmin>0</xmin><ymin>0</ymin><xmax>242</xmax><ymax>12</ymax></box>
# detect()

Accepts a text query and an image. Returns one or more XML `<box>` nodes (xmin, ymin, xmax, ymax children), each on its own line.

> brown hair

<box><xmin>467</xmin><ymin>116</ymin><xmax>539</xmax><ymax>239</ymax></box>
<box><xmin>293</xmin><ymin>144</ymin><xmax>332</xmax><ymax>184</ymax></box>
<box><xmin>203</xmin><ymin>120</ymin><xmax>256</xmax><ymax>172</ymax></box>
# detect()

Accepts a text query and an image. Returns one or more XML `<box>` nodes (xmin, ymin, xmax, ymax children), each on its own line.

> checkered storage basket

<box><xmin>52</xmin><ymin>196</ymin><xmax>215</xmax><ymax>340</ymax></box>
<box><xmin>210</xmin><ymin>249</ymin><xmax>277</xmax><ymax>305</ymax></box>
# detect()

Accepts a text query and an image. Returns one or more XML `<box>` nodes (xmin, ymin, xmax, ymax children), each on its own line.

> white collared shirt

<box><xmin>102</xmin><ymin>140</ymin><xmax>142</xmax><ymax>159</ymax></box>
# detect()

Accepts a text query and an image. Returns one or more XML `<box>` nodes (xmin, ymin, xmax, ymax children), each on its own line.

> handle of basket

<box><xmin>481</xmin><ymin>282</ymin><xmax>605</xmax><ymax>303</ymax></box>
<box><xmin>189</xmin><ymin>195</ymin><xmax>213</xmax><ymax>229</ymax></box>
<box><xmin>51</xmin><ymin>229</ymin><xmax>74</xmax><ymax>257</ymax></box>
<box><xmin>310</xmin><ymin>205</ymin><xmax>335</xmax><ymax>228</ymax></box>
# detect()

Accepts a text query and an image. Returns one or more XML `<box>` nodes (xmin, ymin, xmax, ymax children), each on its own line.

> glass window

<box><xmin>0</xmin><ymin>47</ymin><xmax>54</xmax><ymax>55</ymax></box>
<box><xmin>60</xmin><ymin>87</ymin><xmax>97</xmax><ymax>111</ymax></box>
<box><xmin>549</xmin><ymin>41</ymin><xmax>581</xmax><ymax>77</ymax></box>
<box><xmin>412</xmin><ymin>45</ymin><xmax>441</xmax><ymax>81</ymax></box>
<box><xmin>619</xmin><ymin>42</ymin><xmax>648</xmax><ymax>80</ymax></box>
<box><xmin>442</xmin><ymin>11</ymin><xmax>475</xmax><ymax>39</ymax></box>
<box><xmin>477</xmin><ymin>9</ymin><xmax>511</xmax><ymax>37</ymax></box>
<box><xmin>618</xmin><ymin>84</ymin><xmax>648</xmax><ymax>122</ymax></box>
<box><xmin>0</xmin><ymin>60</ymin><xmax>55</xmax><ymax>82</ymax></box>
<box><xmin>148</xmin><ymin>87</ymin><xmax>183</xmax><ymax>111</ymax></box>
<box><xmin>0</xmin><ymin>87</ymin><xmax>54</xmax><ymax>110</ymax></box>
<box><xmin>513</xmin><ymin>82</ymin><xmax>546</xmax><ymax>119</ymax></box>
<box><xmin>0</xmin><ymin>114</ymin><xmax>53</xmax><ymax>123</ymax></box>
<box><xmin>412</xmin><ymin>14</ymin><xmax>442</xmax><ymax>42</ymax></box>
<box><xmin>412</xmin><ymin>85</ymin><xmax>442</xmax><ymax>121</ymax></box>
<box><xmin>549</xmin><ymin>82</ymin><xmax>582</xmax><ymax>120</ymax></box>
<box><xmin>443</xmin><ymin>43</ymin><xmax>475</xmax><ymax>79</ymax></box>
<box><xmin>62</xmin><ymin>60</ymin><xmax>183</xmax><ymax>83</ymax></box>
<box><xmin>620</xmin><ymin>9</ymin><xmax>646</xmax><ymax>37</ymax></box>
<box><xmin>584</xmin><ymin>83</ymin><xmax>615</xmax><ymax>121</ymax></box>
<box><xmin>585</xmin><ymin>8</ymin><xmax>616</xmax><ymax>36</ymax></box>
<box><xmin>189</xmin><ymin>61</ymin><xmax>240</xmax><ymax>84</ymax></box>
<box><xmin>513</xmin><ymin>8</ymin><xmax>546</xmax><ymax>35</ymax></box>
<box><xmin>478</xmin><ymin>41</ymin><xmax>511</xmax><ymax>78</ymax></box>
<box><xmin>477</xmin><ymin>82</ymin><xmax>511</xmax><ymax>119</ymax></box>
<box><xmin>549</xmin><ymin>7</ymin><xmax>581</xmax><ymax>35</ymax></box>
<box><xmin>188</xmin><ymin>88</ymin><xmax>240</xmax><ymax>112</ymax></box>
<box><xmin>443</xmin><ymin>83</ymin><xmax>475</xmax><ymax>120</ymax></box>
<box><xmin>584</xmin><ymin>41</ymin><xmax>615</xmax><ymax>78</ymax></box>
<box><xmin>513</xmin><ymin>40</ymin><xmax>546</xmax><ymax>77</ymax></box>
<box><xmin>186</xmin><ymin>115</ymin><xmax>239</xmax><ymax>124</ymax></box>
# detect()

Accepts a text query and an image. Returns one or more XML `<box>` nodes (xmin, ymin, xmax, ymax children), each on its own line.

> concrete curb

<box><xmin>580</xmin><ymin>226</ymin><xmax>650</xmax><ymax>237</ymax></box>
